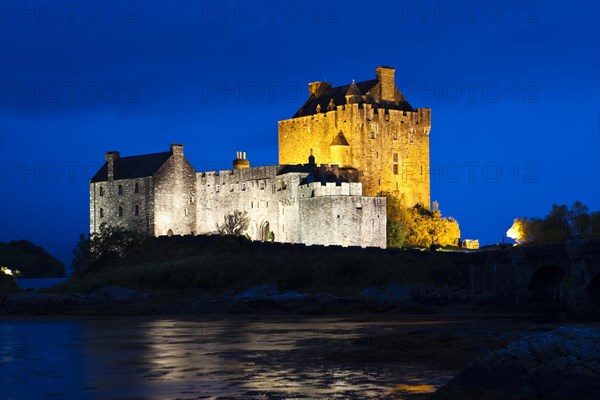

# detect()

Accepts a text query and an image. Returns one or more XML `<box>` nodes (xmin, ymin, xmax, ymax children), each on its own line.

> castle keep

<box><xmin>90</xmin><ymin>66</ymin><xmax>432</xmax><ymax>249</ymax></box>
<box><xmin>279</xmin><ymin>66</ymin><xmax>430</xmax><ymax>207</ymax></box>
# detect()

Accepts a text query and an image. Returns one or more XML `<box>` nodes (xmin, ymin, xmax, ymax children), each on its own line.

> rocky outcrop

<box><xmin>431</xmin><ymin>327</ymin><xmax>600</xmax><ymax>400</ymax></box>
<box><xmin>0</xmin><ymin>286</ymin><xmax>152</xmax><ymax>315</ymax></box>
<box><xmin>361</xmin><ymin>284</ymin><xmax>467</xmax><ymax>305</ymax></box>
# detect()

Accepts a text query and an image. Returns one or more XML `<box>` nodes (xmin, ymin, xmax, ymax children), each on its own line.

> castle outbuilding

<box><xmin>90</xmin><ymin>147</ymin><xmax>386</xmax><ymax>248</ymax></box>
<box><xmin>90</xmin><ymin>66</ymin><xmax>432</xmax><ymax>249</ymax></box>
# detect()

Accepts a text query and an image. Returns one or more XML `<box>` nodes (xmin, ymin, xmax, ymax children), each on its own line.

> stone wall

<box><xmin>278</xmin><ymin>103</ymin><xmax>431</xmax><ymax>208</ymax></box>
<box><xmin>90</xmin><ymin>176</ymin><xmax>154</xmax><ymax>234</ymax></box>
<box><xmin>92</xmin><ymin>149</ymin><xmax>388</xmax><ymax>248</ymax></box>
<box><xmin>195</xmin><ymin>165</ymin><xmax>386</xmax><ymax>247</ymax></box>
<box><xmin>299</xmin><ymin>195</ymin><xmax>386</xmax><ymax>248</ymax></box>
<box><xmin>152</xmin><ymin>145</ymin><xmax>197</xmax><ymax>236</ymax></box>
<box><xmin>195</xmin><ymin>165</ymin><xmax>293</xmax><ymax>240</ymax></box>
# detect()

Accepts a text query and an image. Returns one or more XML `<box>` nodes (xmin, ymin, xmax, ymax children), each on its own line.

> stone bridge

<box><xmin>452</xmin><ymin>239</ymin><xmax>600</xmax><ymax>315</ymax></box>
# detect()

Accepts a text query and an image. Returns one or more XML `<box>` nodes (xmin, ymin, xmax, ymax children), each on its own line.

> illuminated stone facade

<box><xmin>90</xmin><ymin>144</ymin><xmax>196</xmax><ymax>237</ymax></box>
<box><xmin>90</xmin><ymin>147</ymin><xmax>386</xmax><ymax>248</ymax></box>
<box><xmin>90</xmin><ymin>65</ymin><xmax>432</xmax><ymax>248</ymax></box>
<box><xmin>279</xmin><ymin>66</ymin><xmax>431</xmax><ymax>208</ymax></box>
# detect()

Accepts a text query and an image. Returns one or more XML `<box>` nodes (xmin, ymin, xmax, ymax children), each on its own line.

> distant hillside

<box><xmin>0</xmin><ymin>240</ymin><xmax>65</xmax><ymax>278</ymax></box>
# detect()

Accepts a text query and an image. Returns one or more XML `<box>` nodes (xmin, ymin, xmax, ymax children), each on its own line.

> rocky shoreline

<box><xmin>0</xmin><ymin>283</ymin><xmax>472</xmax><ymax>316</ymax></box>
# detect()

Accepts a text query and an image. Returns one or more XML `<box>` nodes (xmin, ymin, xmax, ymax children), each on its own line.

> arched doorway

<box><xmin>528</xmin><ymin>265</ymin><xmax>566</xmax><ymax>303</ymax></box>
<box><xmin>260</xmin><ymin>221</ymin><xmax>270</xmax><ymax>241</ymax></box>
<box><xmin>167</xmin><ymin>229</ymin><xmax>174</xmax><ymax>237</ymax></box>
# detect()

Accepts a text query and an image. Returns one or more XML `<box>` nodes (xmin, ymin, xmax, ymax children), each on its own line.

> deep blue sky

<box><xmin>1</xmin><ymin>1</ymin><xmax>599</xmax><ymax>268</ymax></box>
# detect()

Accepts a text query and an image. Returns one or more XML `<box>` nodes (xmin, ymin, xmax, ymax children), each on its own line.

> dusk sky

<box><xmin>1</xmin><ymin>0</ymin><xmax>599</xmax><ymax>268</ymax></box>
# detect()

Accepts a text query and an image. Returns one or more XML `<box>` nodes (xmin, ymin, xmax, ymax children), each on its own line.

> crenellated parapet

<box><xmin>297</xmin><ymin>181</ymin><xmax>363</xmax><ymax>198</ymax></box>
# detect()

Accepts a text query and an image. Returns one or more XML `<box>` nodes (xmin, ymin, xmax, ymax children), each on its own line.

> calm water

<box><xmin>0</xmin><ymin>316</ymin><xmax>461</xmax><ymax>399</ymax></box>
<box><xmin>16</xmin><ymin>278</ymin><xmax>69</xmax><ymax>290</ymax></box>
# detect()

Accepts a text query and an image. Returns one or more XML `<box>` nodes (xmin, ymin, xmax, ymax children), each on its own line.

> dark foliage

<box><xmin>0</xmin><ymin>240</ymin><xmax>65</xmax><ymax>278</ymax></box>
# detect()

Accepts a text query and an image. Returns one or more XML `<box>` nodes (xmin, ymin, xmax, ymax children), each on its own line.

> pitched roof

<box><xmin>277</xmin><ymin>163</ymin><xmax>360</xmax><ymax>184</ymax></box>
<box><xmin>346</xmin><ymin>80</ymin><xmax>362</xmax><ymax>96</ymax></box>
<box><xmin>292</xmin><ymin>79</ymin><xmax>414</xmax><ymax>118</ymax></box>
<box><xmin>331</xmin><ymin>130</ymin><xmax>350</xmax><ymax>146</ymax></box>
<box><xmin>91</xmin><ymin>152</ymin><xmax>172</xmax><ymax>182</ymax></box>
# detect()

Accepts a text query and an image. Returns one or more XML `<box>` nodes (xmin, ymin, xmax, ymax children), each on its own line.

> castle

<box><xmin>90</xmin><ymin>66</ymin><xmax>431</xmax><ymax>249</ymax></box>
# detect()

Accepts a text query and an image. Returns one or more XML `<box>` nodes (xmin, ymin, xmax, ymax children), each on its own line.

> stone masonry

<box><xmin>90</xmin><ymin>66</ymin><xmax>431</xmax><ymax>248</ymax></box>
<box><xmin>91</xmin><ymin>148</ymin><xmax>386</xmax><ymax>248</ymax></box>
<box><xmin>278</xmin><ymin>66</ymin><xmax>431</xmax><ymax>208</ymax></box>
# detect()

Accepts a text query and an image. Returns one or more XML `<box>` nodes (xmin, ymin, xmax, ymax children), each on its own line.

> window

<box><xmin>216</xmin><ymin>185</ymin><xmax>220</xmax><ymax>193</ymax></box>
<box><xmin>189</xmin><ymin>195</ymin><xmax>194</xmax><ymax>204</ymax></box>
<box><xmin>370</xmin><ymin>131</ymin><xmax>376</xmax><ymax>139</ymax></box>
<box><xmin>393</xmin><ymin>164</ymin><xmax>399</xmax><ymax>175</ymax></box>
<box><xmin>134</xmin><ymin>205</ymin><xmax>139</xmax><ymax>216</ymax></box>
<box><xmin>100</xmin><ymin>208</ymin><xmax>104</xmax><ymax>218</ymax></box>
<box><xmin>409</xmin><ymin>128</ymin><xmax>415</xmax><ymax>143</ymax></box>
<box><xmin>378</xmin><ymin>179</ymin><xmax>381</xmax><ymax>186</ymax></box>
<box><xmin>134</xmin><ymin>183</ymin><xmax>139</xmax><ymax>193</ymax></box>
<box><xmin>99</xmin><ymin>186</ymin><xmax>104</xmax><ymax>196</ymax></box>
<box><xmin>393</xmin><ymin>153</ymin><xmax>398</xmax><ymax>162</ymax></box>
<box><xmin>259</xmin><ymin>181</ymin><xmax>265</xmax><ymax>190</ymax></box>
<box><xmin>118</xmin><ymin>185</ymin><xmax>123</xmax><ymax>195</ymax></box>
<box><xmin>118</xmin><ymin>206</ymin><xmax>123</xmax><ymax>217</ymax></box>
<box><xmin>393</xmin><ymin>132</ymin><xmax>398</xmax><ymax>140</ymax></box>
<box><xmin>185</xmin><ymin>208</ymin><xmax>189</xmax><ymax>216</ymax></box>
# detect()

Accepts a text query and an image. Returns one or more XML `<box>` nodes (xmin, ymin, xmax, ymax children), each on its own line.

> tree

<box><xmin>387</xmin><ymin>220</ymin><xmax>407</xmax><ymax>248</ymax></box>
<box><xmin>71</xmin><ymin>223</ymin><xmax>146</xmax><ymax>276</ymax></box>
<box><xmin>511</xmin><ymin>201</ymin><xmax>600</xmax><ymax>245</ymax></box>
<box><xmin>591</xmin><ymin>211</ymin><xmax>600</xmax><ymax>238</ymax></box>
<box><xmin>569</xmin><ymin>201</ymin><xmax>591</xmax><ymax>238</ymax></box>
<box><xmin>72</xmin><ymin>233</ymin><xmax>92</xmax><ymax>276</ymax></box>
<box><xmin>380</xmin><ymin>191</ymin><xmax>407</xmax><ymax>248</ymax></box>
<box><xmin>379</xmin><ymin>192</ymin><xmax>460</xmax><ymax>248</ymax></box>
<box><xmin>217</xmin><ymin>211</ymin><xmax>250</xmax><ymax>236</ymax></box>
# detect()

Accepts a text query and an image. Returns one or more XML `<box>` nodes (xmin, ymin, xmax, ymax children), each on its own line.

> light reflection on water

<box><xmin>0</xmin><ymin>316</ymin><xmax>454</xmax><ymax>399</ymax></box>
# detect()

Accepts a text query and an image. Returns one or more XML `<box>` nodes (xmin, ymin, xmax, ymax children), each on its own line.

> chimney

<box><xmin>170</xmin><ymin>143</ymin><xmax>184</xmax><ymax>156</ymax></box>
<box><xmin>375</xmin><ymin>66</ymin><xmax>396</xmax><ymax>102</ymax></box>
<box><xmin>308</xmin><ymin>81</ymin><xmax>331</xmax><ymax>97</ymax></box>
<box><xmin>308</xmin><ymin>148</ymin><xmax>315</xmax><ymax>167</ymax></box>
<box><xmin>233</xmin><ymin>151</ymin><xmax>250</xmax><ymax>170</ymax></box>
<box><xmin>105</xmin><ymin>151</ymin><xmax>120</xmax><ymax>181</ymax></box>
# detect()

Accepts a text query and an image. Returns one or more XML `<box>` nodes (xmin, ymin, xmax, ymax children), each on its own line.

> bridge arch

<box><xmin>528</xmin><ymin>265</ymin><xmax>566</xmax><ymax>303</ymax></box>
<box><xmin>586</xmin><ymin>273</ymin><xmax>600</xmax><ymax>310</ymax></box>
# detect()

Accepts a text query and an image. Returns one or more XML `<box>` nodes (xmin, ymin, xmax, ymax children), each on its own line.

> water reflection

<box><xmin>1</xmin><ymin>316</ymin><xmax>454</xmax><ymax>399</ymax></box>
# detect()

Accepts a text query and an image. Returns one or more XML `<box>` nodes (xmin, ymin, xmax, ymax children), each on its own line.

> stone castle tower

<box><xmin>278</xmin><ymin>66</ymin><xmax>431</xmax><ymax>208</ymax></box>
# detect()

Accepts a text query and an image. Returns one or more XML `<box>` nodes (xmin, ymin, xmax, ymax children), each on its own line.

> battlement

<box><xmin>199</xmin><ymin>165</ymin><xmax>280</xmax><ymax>181</ymax></box>
<box><xmin>297</xmin><ymin>181</ymin><xmax>363</xmax><ymax>198</ymax></box>
<box><xmin>280</xmin><ymin>103</ymin><xmax>431</xmax><ymax>127</ymax></box>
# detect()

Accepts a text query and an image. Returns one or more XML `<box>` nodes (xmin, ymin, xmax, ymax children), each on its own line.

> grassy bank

<box><xmin>54</xmin><ymin>235</ymin><xmax>463</xmax><ymax>296</ymax></box>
